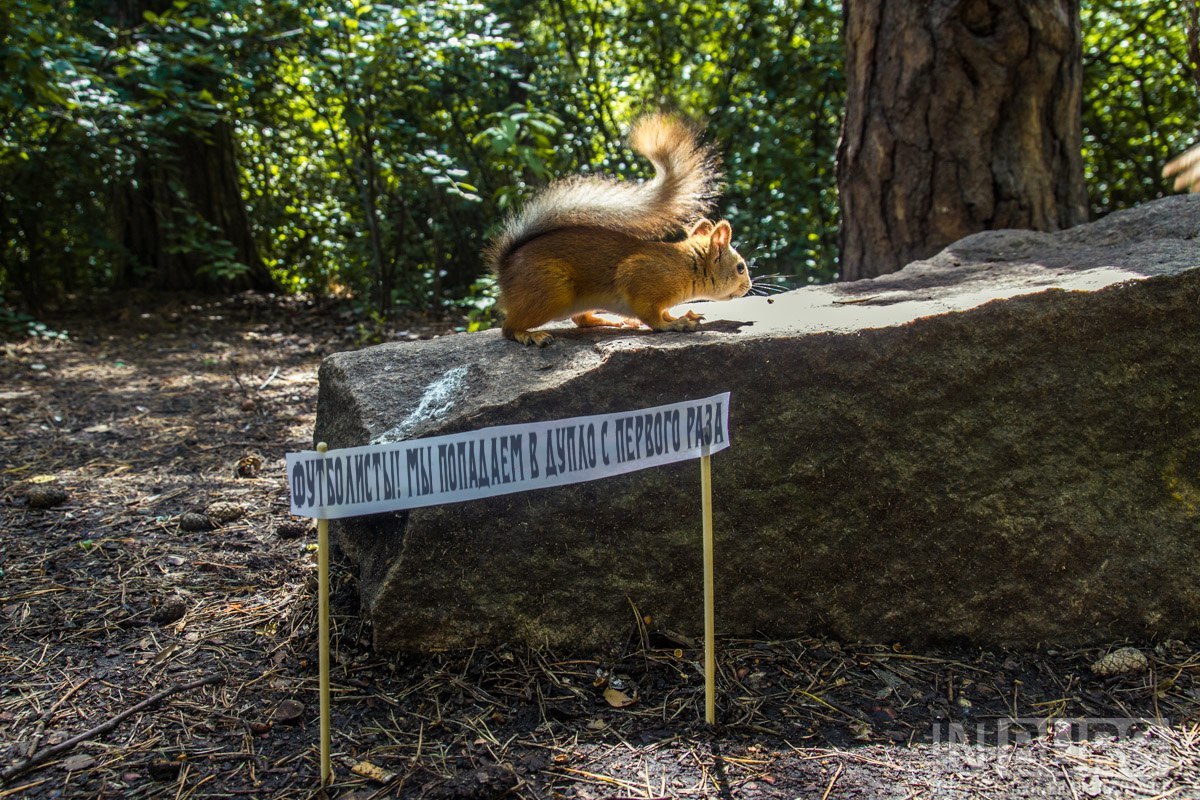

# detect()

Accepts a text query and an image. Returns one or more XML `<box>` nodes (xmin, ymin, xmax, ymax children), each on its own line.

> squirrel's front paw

<box><xmin>665</xmin><ymin>314</ymin><xmax>701</xmax><ymax>332</ymax></box>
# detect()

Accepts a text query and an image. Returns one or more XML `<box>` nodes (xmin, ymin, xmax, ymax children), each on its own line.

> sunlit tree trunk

<box><xmin>837</xmin><ymin>0</ymin><xmax>1088</xmax><ymax>281</ymax></box>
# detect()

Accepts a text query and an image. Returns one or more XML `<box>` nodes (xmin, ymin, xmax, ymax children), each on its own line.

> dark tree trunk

<box><xmin>837</xmin><ymin>0</ymin><xmax>1088</xmax><ymax>281</ymax></box>
<box><xmin>116</xmin><ymin>122</ymin><xmax>276</xmax><ymax>293</ymax></box>
<box><xmin>104</xmin><ymin>0</ymin><xmax>275</xmax><ymax>293</ymax></box>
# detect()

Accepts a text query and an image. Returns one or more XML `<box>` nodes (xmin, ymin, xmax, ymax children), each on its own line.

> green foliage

<box><xmin>501</xmin><ymin>0</ymin><xmax>843</xmax><ymax>283</ymax></box>
<box><xmin>241</xmin><ymin>0</ymin><xmax>536</xmax><ymax>311</ymax></box>
<box><xmin>0</xmin><ymin>0</ymin><xmax>844</xmax><ymax>312</ymax></box>
<box><xmin>1082</xmin><ymin>0</ymin><xmax>1200</xmax><ymax>217</ymax></box>
<box><xmin>1</xmin><ymin>0</ymin><xmax>1198</xmax><ymax>328</ymax></box>
<box><xmin>1</xmin><ymin>0</ymin><xmax>112</xmax><ymax>304</ymax></box>
<box><xmin>0</xmin><ymin>0</ymin><xmax>271</xmax><ymax>302</ymax></box>
<box><xmin>458</xmin><ymin>274</ymin><xmax>500</xmax><ymax>333</ymax></box>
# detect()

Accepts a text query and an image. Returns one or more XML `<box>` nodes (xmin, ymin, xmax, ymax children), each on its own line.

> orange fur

<box><xmin>486</xmin><ymin>114</ymin><xmax>751</xmax><ymax>347</ymax></box>
<box><xmin>497</xmin><ymin>223</ymin><xmax>751</xmax><ymax>346</ymax></box>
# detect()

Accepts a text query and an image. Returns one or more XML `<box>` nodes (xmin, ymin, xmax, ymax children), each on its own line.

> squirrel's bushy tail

<box><xmin>486</xmin><ymin>113</ymin><xmax>721</xmax><ymax>271</ymax></box>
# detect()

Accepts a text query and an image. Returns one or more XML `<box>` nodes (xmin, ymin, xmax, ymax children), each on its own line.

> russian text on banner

<box><xmin>287</xmin><ymin>392</ymin><xmax>731</xmax><ymax>519</ymax></box>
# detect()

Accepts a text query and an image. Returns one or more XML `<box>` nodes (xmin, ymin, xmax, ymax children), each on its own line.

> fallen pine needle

<box><xmin>556</xmin><ymin>766</ymin><xmax>644</xmax><ymax>791</ymax></box>
<box><xmin>0</xmin><ymin>778</ymin><xmax>49</xmax><ymax>798</ymax></box>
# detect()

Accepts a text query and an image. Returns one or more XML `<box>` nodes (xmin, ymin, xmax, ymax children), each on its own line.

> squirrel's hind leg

<box><xmin>571</xmin><ymin>311</ymin><xmax>641</xmax><ymax>330</ymax></box>
<box><xmin>498</xmin><ymin>264</ymin><xmax>572</xmax><ymax>346</ymax></box>
<box><xmin>499</xmin><ymin>296</ymin><xmax>558</xmax><ymax>346</ymax></box>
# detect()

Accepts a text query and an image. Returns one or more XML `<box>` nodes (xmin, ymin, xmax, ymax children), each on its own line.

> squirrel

<box><xmin>485</xmin><ymin>113</ymin><xmax>752</xmax><ymax>347</ymax></box>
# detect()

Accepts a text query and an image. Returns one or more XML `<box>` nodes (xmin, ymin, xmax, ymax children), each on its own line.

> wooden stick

<box><xmin>701</xmin><ymin>451</ymin><xmax>715</xmax><ymax>725</ymax></box>
<box><xmin>0</xmin><ymin>675</ymin><xmax>223</xmax><ymax>783</ymax></box>
<box><xmin>25</xmin><ymin>676</ymin><xmax>91</xmax><ymax>762</ymax></box>
<box><xmin>317</xmin><ymin>442</ymin><xmax>332</xmax><ymax>788</ymax></box>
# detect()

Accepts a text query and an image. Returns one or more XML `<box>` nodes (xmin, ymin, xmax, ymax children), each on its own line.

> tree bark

<box><xmin>114</xmin><ymin>120</ymin><xmax>272</xmax><ymax>292</ymax></box>
<box><xmin>115</xmin><ymin>123</ymin><xmax>276</xmax><ymax>293</ymax></box>
<box><xmin>837</xmin><ymin>0</ymin><xmax>1088</xmax><ymax>281</ymax></box>
<box><xmin>105</xmin><ymin>0</ymin><xmax>275</xmax><ymax>292</ymax></box>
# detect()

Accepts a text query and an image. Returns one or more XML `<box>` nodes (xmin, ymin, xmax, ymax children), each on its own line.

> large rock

<box><xmin>316</xmin><ymin>196</ymin><xmax>1200</xmax><ymax>653</ymax></box>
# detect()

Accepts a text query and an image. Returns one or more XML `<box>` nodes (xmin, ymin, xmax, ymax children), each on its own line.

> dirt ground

<box><xmin>1</xmin><ymin>293</ymin><xmax>1198</xmax><ymax>799</ymax></box>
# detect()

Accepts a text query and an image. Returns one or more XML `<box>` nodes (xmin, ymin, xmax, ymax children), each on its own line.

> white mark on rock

<box><xmin>372</xmin><ymin>365</ymin><xmax>469</xmax><ymax>444</ymax></box>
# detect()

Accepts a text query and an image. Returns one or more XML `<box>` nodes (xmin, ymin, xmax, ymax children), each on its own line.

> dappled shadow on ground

<box><xmin>0</xmin><ymin>293</ymin><xmax>1197</xmax><ymax>798</ymax></box>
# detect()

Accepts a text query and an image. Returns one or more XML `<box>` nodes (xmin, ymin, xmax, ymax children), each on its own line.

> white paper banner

<box><xmin>287</xmin><ymin>392</ymin><xmax>730</xmax><ymax>519</ymax></box>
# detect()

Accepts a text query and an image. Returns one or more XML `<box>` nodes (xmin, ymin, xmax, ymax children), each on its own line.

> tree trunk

<box><xmin>115</xmin><ymin>121</ymin><xmax>276</xmax><ymax>293</ymax></box>
<box><xmin>354</xmin><ymin>135</ymin><xmax>393</xmax><ymax>315</ymax></box>
<box><xmin>105</xmin><ymin>0</ymin><xmax>275</xmax><ymax>292</ymax></box>
<box><xmin>837</xmin><ymin>0</ymin><xmax>1088</xmax><ymax>281</ymax></box>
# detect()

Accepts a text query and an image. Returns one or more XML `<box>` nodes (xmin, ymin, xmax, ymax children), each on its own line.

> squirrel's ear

<box><xmin>688</xmin><ymin>218</ymin><xmax>715</xmax><ymax>237</ymax></box>
<box><xmin>711</xmin><ymin>220</ymin><xmax>732</xmax><ymax>249</ymax></box>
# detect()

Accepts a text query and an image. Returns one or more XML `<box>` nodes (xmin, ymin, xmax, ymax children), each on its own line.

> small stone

<box><xmin>274</xmin><ymin>698</ymin><xmax>305</xmax><ymax>725</ymax></box>
<box><xmin>61</xmin><ymin>754</ymin><xmax>95</xmax><ymax>771</ymax></box>
<box><xmin>1091</xmin><ymin>646</ymin><xmax>1149</xmax><ymax>677</ymax></box>
<box><xmin>350</xmin><ymin>760</ymin><xmax>397</xmax><ymax>783</ymax></box>
<box><xmin>26</xmin><ymin>485</ymin><xmax>68</xmax><ymax>509</ymax></box>
<box><xmin>206</xmin><ymin>501</ymin><xmax>245</xmax><ymax>524</ymax></box>
<box><xmin>177</xmin><ymin>512</ymin><xmax>212</xmax><ymax>532</ymax></box>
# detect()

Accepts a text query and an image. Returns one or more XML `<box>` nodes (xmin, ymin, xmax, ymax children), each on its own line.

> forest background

<box><xmin>1</xmin><ymin>0</ymin><xmax>1195</xmax><ymax>335</ymax></box>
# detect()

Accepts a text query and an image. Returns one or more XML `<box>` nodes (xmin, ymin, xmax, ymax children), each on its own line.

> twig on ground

<box><xmin>257</xmin><ymin>366</ymin><xmax>281</xmax><ymax>392</ymax></box>
<box><xmin>0</xmin><ymin>674</ymin><xmax>225</xmax><ymax>784</ymax></box>
<box><xmin>820</xmin><ymin>762</ymin><xmax>843</xmax><ymax>800</ymax></box>
<box><xmin>25</xmin><ymin>676</ymin><xmax>91</xmax><ymax>762</ymax></box>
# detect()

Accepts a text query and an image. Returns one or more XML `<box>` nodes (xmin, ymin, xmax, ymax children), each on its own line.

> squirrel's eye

<box><xmin>736</xmin><ymin>262</ymin><xmax>745</xmax><ymax>274</ymax></box>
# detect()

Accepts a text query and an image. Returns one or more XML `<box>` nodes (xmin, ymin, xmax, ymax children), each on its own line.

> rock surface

<box><xmin>316</xmin><ymin>196</ymin><xmax>1200</xmax><ymax>653</ymax></box>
